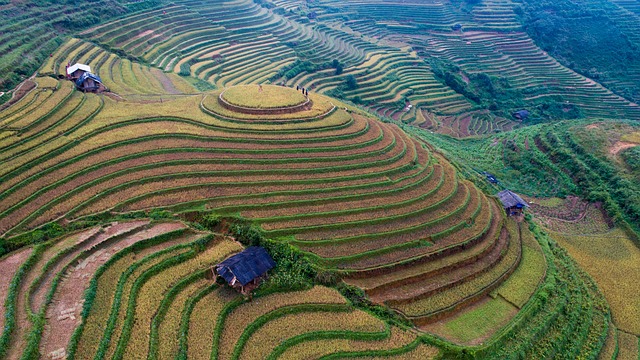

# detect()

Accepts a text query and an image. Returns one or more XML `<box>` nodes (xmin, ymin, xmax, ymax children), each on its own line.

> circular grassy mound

<box><xmin>202</xmin><ymin>87</ymin><xmax>336</xmax><ymax>125</ymax></box>
<box><xmin>221</xmin><ymin>84</ymin><xmax>307</xmax><ymax>109</ymax></box>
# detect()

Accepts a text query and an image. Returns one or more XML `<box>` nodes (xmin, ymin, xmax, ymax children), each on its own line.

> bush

<box><xmin>621</xmin><ymin>146</ymin><xmax>640</xmax><ymax>172</ymax></box>
<box><xmin>344</xmin><ymin>75</ymin><xmax>358</xmax><ymax>90</ymax></box>
<box><xmin>333</xmin><ymin>59</ymin><xmax>343</xmax><ymax>75</ymax></box>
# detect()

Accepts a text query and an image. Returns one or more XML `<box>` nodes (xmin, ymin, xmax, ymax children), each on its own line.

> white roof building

<box><xmin>67</xmin><ymin>63</ymin><xmax>91</xmax><ymax>75</ymax></box>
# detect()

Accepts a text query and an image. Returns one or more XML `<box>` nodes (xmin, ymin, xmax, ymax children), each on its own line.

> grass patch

<box><xmin>179</xmin><ymin>75</ymin><xmax>215</xmax><ymax>92</ymax></box>
<box><xmin>621</xmin><ymin>132</ymin><xmax>640</xmax><ymax>144</ymax></box>
<box><xmin>441</xmin><ymin>297</ymin><xmax>517</xmax><ymax>344</ymax></box>
<box><xmin>530</xmin><ymin>197</ymin><xmax>563</xmax><ymax>208</ymax></box>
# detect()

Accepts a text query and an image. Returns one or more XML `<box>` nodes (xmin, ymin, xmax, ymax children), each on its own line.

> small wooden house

<box><xmin>66</xmin><ymin>63</ymin><xmax>91</xmax><ymax>80</ymax></box>
<box><xmin>75</xmin><ymin>72</ymin><xmax>106</xmax><ymax>93</ymax></box>
<box><xmin>497</xmin><ymin>190</ymin><xmax>529</xmax><ymax>216</ymax></box>
<box><xmin>213</xmin><ymin>247</ymin><xmax>275</xmax><ymax>294</ymax></box>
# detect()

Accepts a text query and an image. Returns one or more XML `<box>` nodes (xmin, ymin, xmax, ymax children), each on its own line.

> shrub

<box><xmin>344</xmin><ymin>75</ymin><xmax>358</xmax><ymax>90</ymax></box>
<box><xmin>621</xmin><ymin>146</ymin><xmax>640</xmax><ymax>172</ymax></box>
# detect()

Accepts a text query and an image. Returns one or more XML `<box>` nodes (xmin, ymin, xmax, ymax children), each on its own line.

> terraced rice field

<box><xmin>5</xmin><ymin>0</ymin><xmax>640</xmax><ymax>141</ymax></box>
<box><xmin>0</xmin><ymin>74</ymin><xmax>514</xmax><ymax>317</ymax></box>
<box><xmin>42</xmin><ymin>0</ymin><xmax>637</xmax><ymax>140</ymax></box>
<box><xmin>60</xmin><ymin>0</ymin><xmax>481</xmax><ymax>130</ymax></box>
<box><xmin>416</xmin><ymin>31</ymin><xmax>640</xmax><ymax>121</ymax></box>
<box><xmin>548</xmin><ymin>228</ymin><xmax>640</xmax><ymax>336</ymax></box>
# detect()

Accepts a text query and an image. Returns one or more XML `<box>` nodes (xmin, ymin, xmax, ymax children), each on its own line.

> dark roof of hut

<box><xmin>215</xmin><ymin>247</ymin><xmax>275</xmax><ymax>286</ymax></box>
<box><xmin>513</xmin><ymin>110</ymin><xmax>530</xmax><ymax>119</ymax></box>
<box><xmin>497</xmin><ymin>190</ymin><xmax>529</xmax><ymax>209</ymax></box>
<box><xmin>75</xmin><ymin>72</ymin><xmax>103</xmax><ymax>88</ymax></box>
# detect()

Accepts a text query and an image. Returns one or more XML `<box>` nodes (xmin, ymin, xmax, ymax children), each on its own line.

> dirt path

<box><xmin>29</xmin><ymin>222</ymin><xmax>149</xmax><ymax>314</ymax></box>
<box><xmin>4</xmin><ymin>227</ymin><xmax>98</xmax><ymax>360</ymax></box>
<box><xmin>610</xmin><ymin>141</ymin><xmax>638</xmax><ymax>155</ymax></box>
<box><xmin>39</xmin><ymin>222</ymin><xmax>187</xmax><ymax>360</ymax></box>
<box><xmin>28</xmin><ymin>228</ymin><xmax>102</xmax><ymax>314</ymax></box>
<box><xmin>0</xmin><ymin>247</ymin><xmax>33</xmax><ymax>332</ymax></box>
<box><xmin>151</xmin><ymin>68</ymin><xmax>181</xmax><ymax>95</ymax></box>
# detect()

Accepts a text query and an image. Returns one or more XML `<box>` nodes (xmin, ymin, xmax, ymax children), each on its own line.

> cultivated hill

<box><xmin>0</xmin><ymin>58</ymin><xmax>612</xmax><ymax>357</ymax></box>
<box><xmin>0</xmin><ymin>0</ymin><xmax>631</xmax><ymax>358</ymax></box>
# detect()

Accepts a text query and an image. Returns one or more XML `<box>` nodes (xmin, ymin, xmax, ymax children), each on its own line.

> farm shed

<box><xmin>214</xmin><ymin>246</ymin><xmax>275</xmax><ymax>294</ymax></box>
<box><xmin>75</xmin><ymin>72</ymin><xmax>106</xmax><ymax>93</ymax></box>
<box><xmin>497</xmin><ymin>190</ymin><xmax>529</xmax><ymax>216</ymax></box>
<box><xmin>513</xmin><ymin>109</ymin><xmax>530</xmax><ymax>120</ymax></box>
<box><xmin>66</xmin><ymin>63</ymin><xmax>91</xmax><ymax>80</ymax></box>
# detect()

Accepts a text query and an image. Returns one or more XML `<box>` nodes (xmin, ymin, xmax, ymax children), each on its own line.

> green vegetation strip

<box><xmin>263</xmin><ymin>169</ymin><xmax>453</xmax><ymax>236</ymax></box>
<box><xmin>114</xmin><ymin>148</ymin><xmax>429</xmax><ymax>215</ymax></box>
<box><xmin>470</xmin><ymin>220</ymin><xmax>609</xmax><ymax>358</ymax></box>
<box><xmin>0</xmin><ymin>126</ymin><xmax>380</xmax><ymax>210</ymax></box>
<box><xmin>111</xmin><ymin>249</ymin><xmax>201</xmax><ymax>360</ymax></box>
<box><xmin>7</xmin><ymin>144</ymin><xmax>409</xmax><ymax>232</ymax></box>
<box><xmin>0</xmin><ymin>114</ymin><xmax>365</xmax><ymax>182</ymax></box>
<box><xmin>304</xmin><ymin>195</ymin><xmax>487</xmax><ymax>268</ymax></box>
<box><xmin>66</xmin><ymin>228</ymin><xmax>190</xmax><ymax>359</ymax></box>
<box><xmin>162</xmin><ymin>162</ymin><xmax>431</xmax><ymax>217</ymax></box>
<box><xmin>24</xmin><ymin>224</ymin><xmax>170</xmax><ymax>359</ymax></box>
<box><xmin>62</xmin><ymin>152</ymin><xmax>415</xmax><ymax>219</ymax></box>
<box><xmin>0</xmin><ymin>92</ymin><xmax>85</xmax><ymax>153</ymax></box>
<box><xmin>253</xmin><ymin>164</ymin><xmax>437</xmax><ymax>225</ymax></box>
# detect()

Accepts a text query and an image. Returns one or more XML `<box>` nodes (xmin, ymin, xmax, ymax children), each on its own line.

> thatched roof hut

<box><xmin>497</xmin><ymin>190</ymin><xmax>529</xmax><ymax>216</ymax></box>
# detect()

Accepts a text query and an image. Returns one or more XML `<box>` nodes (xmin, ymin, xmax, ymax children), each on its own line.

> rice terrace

<box><xmin>0</xmin><ymin>0</ymin><xmax>639</xmax><ymax>359</ymax></box>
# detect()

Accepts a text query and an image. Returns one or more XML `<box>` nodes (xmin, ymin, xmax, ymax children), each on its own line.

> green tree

<box><xmin>345</xmin><ymin>75</ymin><xmax>357</xmax><ymax>90</ymax></box>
